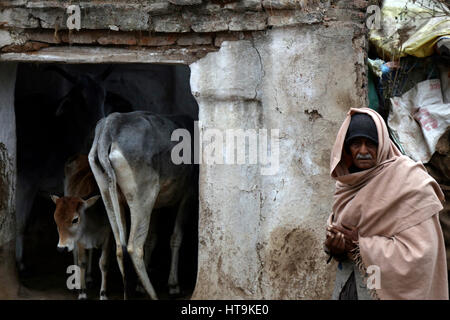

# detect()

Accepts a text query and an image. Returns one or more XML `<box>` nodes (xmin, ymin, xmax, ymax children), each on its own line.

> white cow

<box><xmin>88</xmin><ymin>111</ymin><xmax>196</xmax><ymax>299</ymax></box>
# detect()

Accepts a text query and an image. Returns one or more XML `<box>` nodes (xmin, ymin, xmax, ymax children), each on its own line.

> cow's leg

<box><xmin>15</xmin><ymin>175</ymin><xmax>38</xmax><ymax>273</ymax></box>
<box><xmin>77</xmin><ymin>243</ymin><xmax>87</xmax><ymax>300</ymax></box>
<box><xmin>145</xmin><ymin>222</ymin><xmax>158</xmax><ymax>274</ymax></box>
<box><xmin>127</xmin><ymin>196</ymin><xmax>158</xmax><ymax>300</ymax></box>
<box><xmin>168</xmin><ymin>193</ymin><xmax>191</xmax><ymax>295</ymax></box>
<box><xmin>110</xmin><ymin>150</ymin><xmax>159</xmax><ymax>300</ymax></box>
<box><xmin>86</xmin><ymin>249</ymin><xmax>93</xmax><ymax>287</ymax></box>
<box><xmin>137</xmin><ymin>222</ymin><xmax>157</xmax><ymax>294</ymax></box>
<box><xmin>89</xmin><ymin>154</ymin><xmax>127</xmax><ymax>298</ymax></box>
<box><xmin>99</xmin><ymin>234</ymin><xmax>111</xmax><ymax>300</ymax></box>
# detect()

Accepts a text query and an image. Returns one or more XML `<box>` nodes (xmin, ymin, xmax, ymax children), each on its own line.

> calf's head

<box><xmin>51</xmin><ymin>195</ymin><xmax>100</xmax><ymax>252</ymax></box>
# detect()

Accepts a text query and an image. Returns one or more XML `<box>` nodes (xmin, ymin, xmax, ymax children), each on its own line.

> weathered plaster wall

<box><xmin>0</xmin><ymin>63</ymin><xmax>17</xmax><ymax>248</ymax></box>
<box><xmin>0</xmin><ymin>62</ymin><xmax>19</xmax><ymax>299</ymax></box>
<box><xmin>0</xmin><ymin>0</ymin><xmax>370</xmax><ymax>299</ymax></box>
<box><xmin>255</xmin><ymin>24</ymin><xmax>366</xmax><ymax>299</ymax></box>
<box><xmin>190</xmin><ymin>19</ymin><xmax>367</xmax><ymax>299</ymax></box>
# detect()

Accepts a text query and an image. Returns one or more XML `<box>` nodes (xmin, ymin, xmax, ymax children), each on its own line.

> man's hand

<box><xmin>324</xmin><ymin>224</ymin><xmax>359</xmax><ymax>260</ymax></box>
<box><xmin>325</xmin><ymin>227</ymin><xmax>346</xmax><ymax>255</ymax></box>
<box><xmin>330</xmin><ymin>224</ymin><xmax>358</xmax><ymax>250</ymax></box>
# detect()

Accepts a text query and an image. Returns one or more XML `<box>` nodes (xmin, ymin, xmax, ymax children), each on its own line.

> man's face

<box><xmin>348</xmin><ymin>137</ymin><xmax>378</xmax><ymax>170</ymax></box>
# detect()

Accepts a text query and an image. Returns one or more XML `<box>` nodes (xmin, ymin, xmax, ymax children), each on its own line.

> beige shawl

<box><xmin>329</xmin><ymin>107</ymin><xmax>448</xmax><ymax>300</ymax></box>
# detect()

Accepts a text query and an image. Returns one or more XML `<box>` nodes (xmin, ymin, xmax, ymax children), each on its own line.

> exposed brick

<box><xmin>325</xmin><ymin>8</ymin><xmax>366</xmax><ymax>24</ymax></box>
<box><xmin>229</xmin><ymin>12</ymin><xmax>267</xmax><ymax>31</ymax></box>
<box><xmin>0</xmin><ymin>6</ymin><xmax>153</xmax><ymax>31</ymax></box>
<box><xmin>25</xmin><ymin>29</ymin><xmax>181</xmax><ymax>47</ymax></box>
<box><xmin>0</xmin><ymin>0</ymin><xmax>366</xmax><ymax>47</ymax></box>
<box><xmin>262</xmin><ymin>0</ymin><xmax>307</xmax><ymax>10</ymax></box>
<box><xmin>146</xmin><ymin>2</ymin><xmax>173</xmax><ymax>14</ymax></box>
<box><xmin>97</xmin><ymin>32</ymin><xmax>137</xmax><ymax>46</ymax></box>
<box><xmin>200</xmin><ymin>3</ymin><xmax>223</xmax><ymax>14</ymax></box>
<box><xmin>0</xmin><ymin>0</ymin><xmax>26</xmax><ymax>7</ymax></box>
<box><xmin>332</xmin><ymin>0</ymin><xmax>371</xmax><ymax>10</ymax></box>
<box><xmin>0</xmin><ymin>8</ymin><xmax>40</xmax><ymax>28</ymax></box>
<box><xmin>25</xmin><ymin>1</ymin><xmax>67</xmax><ymax>8</ymax></box>
<box><xmin>176</xmin><ymin>33</ymin><xmax>212</xmax><ymax>46</ymax></box>
<box><xmin>81</xmin><ymin>6</ymin><xmax>149</xmax><ymax>31</ymax></box>
<box><xmin>62</xmin><ymin>30</ymin><xmax>104</xmax><ymax>44</ymax></box>
<box><xmin>1</xmin><ymin>40</ymin><xmax>48</xmax><ymax>52</ymax></box>
<box><xmin>267</xmin><ymin>10</ymin><xmax>323</xmax><ymax>26</ymax></box>
<box><xmin>22</xmin><ymin>0</ymin><xmax>174</xmax><ymax>15</ymax></box>
<box><xmin>224</xmin><ymin>0</ymin><xmax>263</xmax><ymax>11</ymax></box>
<box><xmin>214</xmin><ymin>31</ymin><xmax>244</xmax><ymax>46</ymax></box>
<box><xmin>138</xmin><ymin>34</ymin><xmax>178</xmax><ymax>46</ymax></box>
<box><xmin>152</xmin><ymin>14</ymin><xmax>191</xmax><ymax>33</ymax></box>
<box><xmin>187</xmin><ymin>13</ymin><xmax>229</xmax><ymax>32</ymax></box>
<box><xmin>353</xmin><ymin>0</ymin><xmax>370</xmax><ymax>9</ymax></box>
<box><xmin>168</xmin><ymin>0</ymin><xmax>202</xmax><ymax>5</ymax></box>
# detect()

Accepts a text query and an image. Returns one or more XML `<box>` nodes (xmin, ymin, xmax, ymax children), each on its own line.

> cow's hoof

<box><xmin>100</xmin><ymin>295</ymin><xmax>108</xmax><ymax>300</ymax></box>
<box><xmin>169</xmin><ymin>285</ymin><xmax>180</xmax><ymax>296</ymax></box>
<box><xmin>78</xmin><ymin>293</ymin><xmax>87</xmax><ymax>300</ymax></box>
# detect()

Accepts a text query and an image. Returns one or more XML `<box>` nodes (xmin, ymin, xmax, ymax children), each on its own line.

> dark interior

<box><xmin>14</xmin><ymin>62</ymin><xmax>199</xmax><ymax>300</ymax></box>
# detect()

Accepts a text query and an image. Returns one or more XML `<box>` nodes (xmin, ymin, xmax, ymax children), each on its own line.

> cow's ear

<box><xmin>84</xmin><ymin>195</ymin><xmax>101</xmax><ymax>209</ymax></box>
<box><xmin>51</xmin><ymin>195</ymin><xmax>59</xmax><ymax>204</ymax></box>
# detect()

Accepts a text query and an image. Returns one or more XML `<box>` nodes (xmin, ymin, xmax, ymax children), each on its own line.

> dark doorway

<box><xmin>14</xmin><ymin>63</ymin><xmax>199</xmax><ymax>300</ymax></box>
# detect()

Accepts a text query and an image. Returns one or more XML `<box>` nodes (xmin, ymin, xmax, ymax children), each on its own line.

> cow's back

<box><xmin>97</xmin><ymin>111</ymin><xmax>196</xmax><ymax>207</ymax></box>
<box><xmin>105</xmin><ymin>111</ymin><xmax>194</xmax><ymax>164</ymax></box>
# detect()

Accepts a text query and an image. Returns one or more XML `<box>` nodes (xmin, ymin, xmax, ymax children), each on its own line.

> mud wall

<box><xmin>191</xmin><ymin>23</ymin><xmax>367</xmax><ymax>299</ymax></box>
<box><xmin>0</xmin><ymin>62</ymin><xmax>18</xmax><ymax>299</ymax></box>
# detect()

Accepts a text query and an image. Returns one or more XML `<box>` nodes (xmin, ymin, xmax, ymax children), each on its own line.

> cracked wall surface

<box><xmin>190</xmin><ymin>19</ymin><xmax>367</xmax><ymax>299</ymax></box>
<box><xmin>0</xmin><ymin>63</ymin><xmax>16</xmax><ymax>248</ymax></box>
<box><xmin>0</xmin><ymin>0</ymin><xmax>369</xmax><ymax>299</ymax></box>
<box><xmin>0</xmin><ymin>63</ymin><xmax>19</xmax><ymax>299</ymax></box>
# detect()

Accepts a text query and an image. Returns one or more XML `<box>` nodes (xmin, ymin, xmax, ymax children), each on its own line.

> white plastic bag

<box><xmin>388</xmin><ymin>79</ymin><xmax>450</xmax><ymax>163</ymax></box>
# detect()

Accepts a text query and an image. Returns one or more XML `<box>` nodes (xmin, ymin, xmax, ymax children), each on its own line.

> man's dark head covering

<box><xmin>344</xmin><ymin>113</ymin><xmax>378</xmax><ymax>146</ymax></box>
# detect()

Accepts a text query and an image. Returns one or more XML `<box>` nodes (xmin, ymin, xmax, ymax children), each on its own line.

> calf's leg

<box><xmin>86</xmin><ymin>249</ymin><xmax>94</xmax><ymax>287</ymax></box>
<box><xmin>99</xmin><ymin>234</ymin><xmax>111</xmax><ymax>300</ymax></box>
<box><xmin>77</xmin><ymin>243</ymin><xmax>87</xmax><ymax>300</ymax></box>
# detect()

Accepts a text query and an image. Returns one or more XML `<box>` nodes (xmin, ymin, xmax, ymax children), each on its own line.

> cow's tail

<box><xmin>95</xmin><ymin>115</ymin><xmax>134</xmax><ymax>297</ymax></box>
<box><xmin>97</xmin><ymin>123</ymin><xmax>126</xmax><ymax>247</ymax></box>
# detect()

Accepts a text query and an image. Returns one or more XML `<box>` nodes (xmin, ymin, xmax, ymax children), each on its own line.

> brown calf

<box><xmin>51</xmin><ymin>154</ymin><xmax>112</xmax><ymax>300</ymax></box>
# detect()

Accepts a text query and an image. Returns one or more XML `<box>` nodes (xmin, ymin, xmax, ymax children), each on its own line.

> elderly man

<box><xmin>324</xmin><ymin>107</ymin><xmax>448</xmax><ymax>300</ymax></box>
